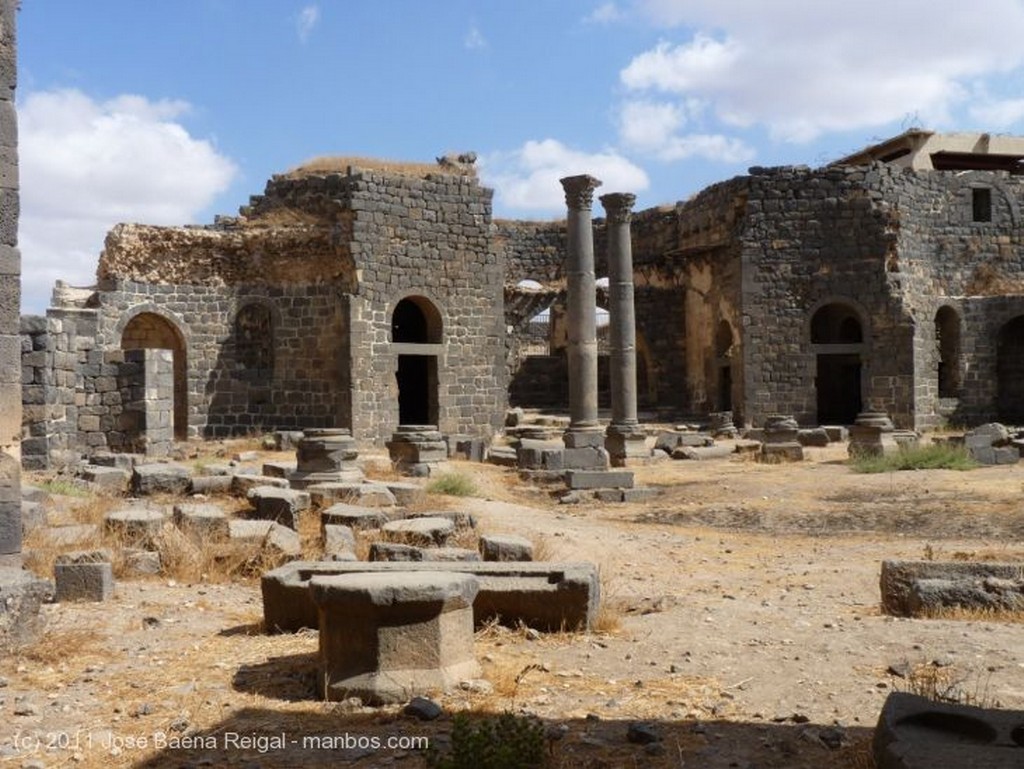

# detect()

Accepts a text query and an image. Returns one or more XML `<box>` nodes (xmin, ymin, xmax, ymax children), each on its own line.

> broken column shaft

<box><xmin>560</xmin><ymin>174</ymin><xmax>603</xmax><ymax>449</ymax></box>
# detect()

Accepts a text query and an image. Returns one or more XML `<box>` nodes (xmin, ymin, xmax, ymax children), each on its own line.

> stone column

<box><xmin>0</xmin><ymin>0</ymin><xmax>19</xmax><ymax>556</ymax></box>
<box><xmin>600</xmin><ymin>193</ymin><xmax>647</xmax><ymax>465</ymax></box>
<box><xmin>560</xmin><ymin>174</ymin><xmax>603</xmax><ymax>449</ymax></box>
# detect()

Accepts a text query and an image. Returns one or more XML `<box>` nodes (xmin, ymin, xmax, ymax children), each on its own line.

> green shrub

<box><xmin>427</xmin><ymin>472</ymin><xmax>478</xmax><ymax>497</ymax></box>
<box><xmin>37</xmin><ymin>478</ymin><xmax>91</xmax><ymax>497</ymax></box>
<box><xmin>850</xmin><ymin>443</ymin><xmax>977</xmax><ymax>473</ymax></box>
<box><xmin>425</xmin><ymin>711</ymin><xmax>546</xmax><ymax>769</ymax></box>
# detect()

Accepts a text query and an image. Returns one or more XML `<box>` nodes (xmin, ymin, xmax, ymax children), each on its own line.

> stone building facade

<box><xmin>21</xmin><ymin>132</ymin><xmax>1024</xmax><ymax>467</ymax></box>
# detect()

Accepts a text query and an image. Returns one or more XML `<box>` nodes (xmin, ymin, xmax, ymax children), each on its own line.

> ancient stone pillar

<box><xmin>0</xmin><ymin>0</ymin><xmax>19</xmax><ymax>556</ymax></box>
<box><xmin>600</xmin><ymin>192</ymin><xmax>647</xmax><ymax>466</ymax></box>
<box><xmin>560</xmin><ymin>174</ymin><xmax>603</xmax><ymax>449</ymax></box>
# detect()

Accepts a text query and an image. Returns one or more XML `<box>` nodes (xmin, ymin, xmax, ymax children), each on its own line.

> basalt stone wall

<box><xmin>741</xmin><ymin>165</ymin><xmax>910</xmax><ymax>427</ymax></box>
<box><xmin>876</xmin><ymin>168</ymin><xmax>1024</xmax><ymax>428</ymax></box>
<box><xmin>0</xmin><ymin>0</ymin><xmax>17</xmax><ymax>553</ymax></box>
<box><xmin>343</xmin><ymin>171</ymin><xmax>506</xmax><ymax>443</ymax></box>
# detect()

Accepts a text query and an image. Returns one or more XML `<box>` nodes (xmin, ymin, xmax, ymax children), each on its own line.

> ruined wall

<box><xmin>342</xmin><ymin>170</ymin><xmax>506</xmax><ymax>443</ymax></box>
<box><xmin>878</xmin><ymin>167</ymin><xmax>1024</xmax><ymax>427</ymax></box>
<box><xmin>741</xmin><ymin>165</ymin><xmax>910</xmax><ymax>427</ymax></box>
<box><xmin>0</xmin><ymin>0</ymin><xmax>18</xmax><ymax>553</ymax></box>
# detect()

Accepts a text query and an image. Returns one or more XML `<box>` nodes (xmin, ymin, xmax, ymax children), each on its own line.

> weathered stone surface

<box><xmin>880</xmin><ymin>559</ymin><xmax>1024</xmax><ymax>617</ymax></box>
<box><xmin>422</xmin><ymin>547</ymin><xmax>481</xmax><ymax>562</ymax></box>
<box><xmin>227</xmin><ymin>520</ymin><xmax>301</xmax><ymax>557</ymax></box>
<box><xmin>369</xmin><ymin>542</ymin><xmax>424</xmax><ymax>562</ymax></box>
<box><xmin>261</xmin><ymin>460</ymin><xmax>297</xmax><ymax>479</ymax></box>
<box><xmin>654</xmin><ymin>431</ymin><xmax>712</xmax><ymax>453</ymax></box>
<box><xmin>247</xmin><ymin>486</ymin><xmax>311</xmax><ymax>530</ymax></box>
<box><xmin>308</xmin><ymin>482</ymin><xmax>395</xmax><ymax>508</ymax></box>
<box><xmin>406</xmin><ymin>510</ymin><xmax>476</xmax><ymax>530</ymax></box>
<box><xmin>382</xmin><ymin>516</ymin><xmax>454</xmax><ymax>547</ymax></box>
<box><xmin>36</xmin><ymin>524</ymin><xmax>100</xmax><ymax>548</ymax></box>
<box><xmin>104</xmin><ymin>508</ymin><xmax>165</xmax><ymax>546</ymax></box>
<box><xmin>797</xmin><ymin>427</ymin><xmax>830</xmax><ymax>447</ymax></box>
<box><xmin>0</xmin><ymin>567</ymin><xmax>53</xmax><ymax>650</ymax></box>
<box><xmin>262</xmin><ymin>560</ymin><xmax>601</xmax><ymax>633</ymax></box>
<box><xmin>54</xmin><ymin>550</ymin><xmax>113</xmax><ymax>602</ymax></box>
<box><xmin>230</xmin><ymin>473</ymin><xmax>288</xmax><ymax>497</ymax></box>
<box><xmin>310</xmin><ymin>571</ymin><xmax>480</xmax><ymax>704</ymax></box>
<box><xmin>479</xmin><ymin>534</ymin><xmax>533</xmax><ymax>562</ymax></box>
<box><xmin>321</xmin><ymin>503</ymin><xmax>390</xmax><ymax>531</ymax></box>
<box><xmin>873</xmin><ymin>691</ymin><xmax>1024</xmax><ymax>768</ymax></box>
<box><xmin>670</xmin><ymin>444</ymin><xmax>734</xmax><ymax>461</ymax></box>
<box><xmin>383</xmin><ymin>481</ymin><xmax>425</xmax><ymax>506</ymax></box>
<box><xmin>78</xmin><ymin>464</ymin><xmax>130</xmax><ymax>491</ymax></box>
<box><xmin>486</xmin><ymin>446</ymin><xmax>518</xmax><ymax>467</ymax></box>
<box><xmin>565</xmin><ymin>469</ymin><xmax>634</xmax><ymax>490</ymax></box>
<box><xmin>131</xmin><ymin>463</ymin><xmax>191</xmax><ymax>495</ymax></box>
<box><xmin>322</xmin><ymin>523</ymin><xmax>356</xmax><ymax>557</ymax></box>
<box><xmin>172</xmin><ymin>502</ymin><xmax>229</xmax><ymax>541</ymax></box>
<box><xmin>189</xmin><ymin>475</ymin><xmax>233</xmax><ymax>495</ymax></box>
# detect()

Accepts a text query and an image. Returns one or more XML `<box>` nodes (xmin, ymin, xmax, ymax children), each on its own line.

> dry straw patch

<box><xmin>283</xmin><ymin>155</ymin><xmax>477</xmax><ymax>180</ymax></box>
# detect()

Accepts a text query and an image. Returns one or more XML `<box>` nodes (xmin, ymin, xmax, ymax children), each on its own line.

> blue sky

<box><xmin>17</xmin><ymin>0</ymin><xmax>1024</xmax><ymax>312</ymax></box>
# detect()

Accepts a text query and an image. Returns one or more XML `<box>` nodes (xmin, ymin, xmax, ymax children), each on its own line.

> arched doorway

<box><xmin>811</xmin><ymin>303</ymin><xmax>864</xmax><ymax>424</ymax></box>
<box><xmin>121</xmin><ymin>312</ymin><xmax>188</xmax><ymax>440</ymax></box>
<box><xmin>392</xmin><ymin>296</ymin><xmax>441</xmax><ymax>426</ymax></box>
<box><xmin>997</xmin><ymin>316</ymin><xmax>1024</xmax><ymax>423</ymax></box>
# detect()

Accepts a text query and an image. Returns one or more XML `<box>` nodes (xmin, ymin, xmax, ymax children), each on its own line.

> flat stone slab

<box><xmin>382</xmin><ymin>516</ymin><xmax>455</xmax><ymax>547</ymax></box>
<box><xmin>247</xmin><ymin>486</ymin><xmax>311</xmax><ymax>530</ymax></box>
<box><xmin>190</xmin><ymin>475</ymin><xmax>233</xmax><ymax>495</ymax></box>
<box><xmin>78</xmin><ymin>465</ymin><xmax>130</xmax><ymax>491</ymax></box>
<box><xmin>261</xmin><ymin>461</ymin><xmax>297</xmax><ymax>479</ymax></box>
<box><xmin>881</xmin><ymin>560</ymin><xmax>1024</xmax><ymax>617</ymax></box>
<box><xmin>322</xmin><ymin>524</ymin><xmax>356</xmax><ymax>557</ymax></box>
<box><xmin>36</xmin><ymin>524</ymin><xmax>100</xmax><ymax>548</ymax></box>
<box><xmin>565</xmin><ymin>469</ymin><xmax>634</xmax><ymax>490</ymax></box>
<box><xmin>104</xmin><ymin>508</ymin><xmax>166</xmax><ymax>546</ymax></box>
<box><xmin>873</xmin><ymin>691</ymin><xmax>1024</xmax><ymax>768</ymax></box>
<box><xmin>321</xmin><ymin>503</ymin><xmax>391</xmax><ymax>531</ymax></box>
<box><xmin>406</xmin><ymin>510</ymin><xmax>476</xmax><ymax>530</ymax></box>
<box><xmin>670</xmin><ymin>445</ymin><xmax>734</xmax><ymax>461</ymax></box>
<box><xmin>230</xmin><ymin>474</ymin><xmax>289</xmax><ymax>497</ymax></box>
<box><xmin>479</xmin><ymin>534</ymin><xmax>533</xmax><ymax>562</ymax></box>
<box><xmin>311</xmin><ymin>570</ymin><xmax>478</xmax><ymax>608</ymax></box>
<box><xmin>262</xmin><ymin>560</ymin><xmax>600</xmax><ymax>633</ymax></box>
<box><xmin>131</xmin><ymin>463</ymin><xmax>192</xmax><ymax>495</ymax></box>
<box><xmin>383</xmin><ymin>481</ymin><xmax>426</xmax><ymax>506</ymax></box>
<box><xmin>307</xmin><ymin>482</ymin><xmax>396</xmax><ymax>508</ymax></box>
<box><xmin>227</xmin><ymin>520</ymin><xmax>301</xmax><ymax>557</ymax></box>
<box><xmin>172</xmin><ymin>502</ymin><xmax>229</xmax><ymax>541</ymax></box>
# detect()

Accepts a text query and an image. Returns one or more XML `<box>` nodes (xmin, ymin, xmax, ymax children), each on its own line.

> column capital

<box><xmin>599</xmin><ymin>192</ymin><xmax>637</xmax><ymax>224</ymax></box>
<box><xmin>560</xmin><ymin>175</ymin><xmax>603</xmax><ymax>211</ymax></box>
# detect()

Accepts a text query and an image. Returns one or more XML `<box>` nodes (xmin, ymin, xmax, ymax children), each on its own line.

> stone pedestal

<box><xmin>387</xmin><ymin>425</ymin><xmax>448</xmax><ymax>476</ymax></box>
<box><xmin>760</xmin><ymin>415</ymin><xmax>803</xmax><ymax>462</ymax></box>
<box><xmin>288</xmin><ymin>428</ymin><xmax>364</xmax><ymax>489</ymax></box>
<box><xmin>0</xmin><ymin>566</ymin><xmax>52</xmax><ymax>650</ymax></box>
<box><xmin>310</xmin><ymin>571</ymin><xmax>480</xmax><ymax>704</ymax></box>
<box><xmin>709</xmin><ymin>411</ymin><xmax>738</xmax><ymax>439</ymax></box>
<box><xmin>604</xmin><ymin>423</ymin><xmax>649</xmax><ymax>467</ymax></box>
<box><xmin>848</xmin><ymin>411</ymin><xmax>900</xmax><ymax>457</ymax></box>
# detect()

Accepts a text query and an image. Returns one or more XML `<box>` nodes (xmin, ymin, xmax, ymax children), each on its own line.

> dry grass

<box><xmin>894</xmin><ymin>662</ymin><xmax>997</xmax><ymax>707</ymax></box>
<box><xmin>283</xmin><ymin>155</ymin><xmax>477</xmax><ymax>180</ymax></box>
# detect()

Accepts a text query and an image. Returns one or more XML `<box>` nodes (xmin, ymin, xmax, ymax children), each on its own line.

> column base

<box><xmin>605</xmin><ymin>424</ymin><xmax>651</xmax><ymax>467</ymax></box>
<box><xmin>563</xmin><ymin>427</ymin><xmax>605</xmax><ymax>449</ymax></box>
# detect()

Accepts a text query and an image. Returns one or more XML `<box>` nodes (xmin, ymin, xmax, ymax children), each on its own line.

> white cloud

<box><xmin>480</xmin><ymin>139</ymin><xmax>649</xmax><ymax>215</ymax></box>
<box><xmin>19</xmin><ymin>88</ymin><xmax>238</xmax><ymax>312</ymax></box>
<box><xmin>585</xmin><ymin>2</ymin><xmax>623</xmax><ymax>24</ymax></box>
<box><xmin>465</xmin><ymin>25</ymin><xmax>487</xmax><ymax>50</ymax></box>
<box><xmin>296</xmin><ymin>5</ymin><xmax>320</xmax><ymax>43</ymax></box>
<box><xmin>620</xmin><ymin>0</ymin><xmax>1024</xmax><ymax>143</ymax></box>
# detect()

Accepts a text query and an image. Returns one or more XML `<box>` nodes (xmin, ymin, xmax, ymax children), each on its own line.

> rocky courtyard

<box><xmin>2</xmin><ymin>438</ymin><xmax>1024</xmax><ymax>768</ymax></box>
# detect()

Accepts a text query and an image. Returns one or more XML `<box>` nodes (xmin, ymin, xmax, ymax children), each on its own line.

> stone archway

<box><xmin>811</xmin><ymin>302</ymin><xmax>865</xmax><ymax>424</ymax></box>
<box><xmin>391</xmin><ymin>296</ymin><xmax>441</xmax><ymax>426</ymax></box>
<box><xmin>121</xmin><ymin>312</ymin><xmax>188</xmax><ymax>440</ymax></box>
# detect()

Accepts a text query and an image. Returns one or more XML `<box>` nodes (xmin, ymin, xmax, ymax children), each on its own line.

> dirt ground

<box><xmin>3</xmin><ymin>441</ymin><xmax>1024</xmax><ymax>768</ymax></box>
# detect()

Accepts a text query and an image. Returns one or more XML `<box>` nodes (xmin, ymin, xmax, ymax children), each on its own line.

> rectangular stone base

<box><xmin>263</xmin><ymin>560</ymin><xmax>600</xmax><ymax>633</ymax></box>
<box><xmin>594</xmin><ymin>487</ymin><xmax>660</xmax><ymax>503</ymax></box>
<box><xmin>0</xmin><ymin>567</ymin><xmax>53</xmax><ymax>649</ymax></box>
<box><xmin>565</xmin><ymin>469</ymin><xmax>634</xmax><ymax>490</ymax></box>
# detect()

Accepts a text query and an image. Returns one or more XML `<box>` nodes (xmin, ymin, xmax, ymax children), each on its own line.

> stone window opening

<box><xmin>935</xmin><ymin>306</ymin><xmax>962</xmax><ymax>399</ymax></box>
<box><xmin>234</xmin><ymin>303</ymin><xmax>274</xmax><ymax>381</ymax></box>
<box><xmin>120</xmin><ymin>312</ymin><xmax>188</xmax><ymax>441</ymax></box>
<box><xmin>972</xmin><ymin>187</ymin><xmax>992</xmax><ymax>223</ymax></box>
